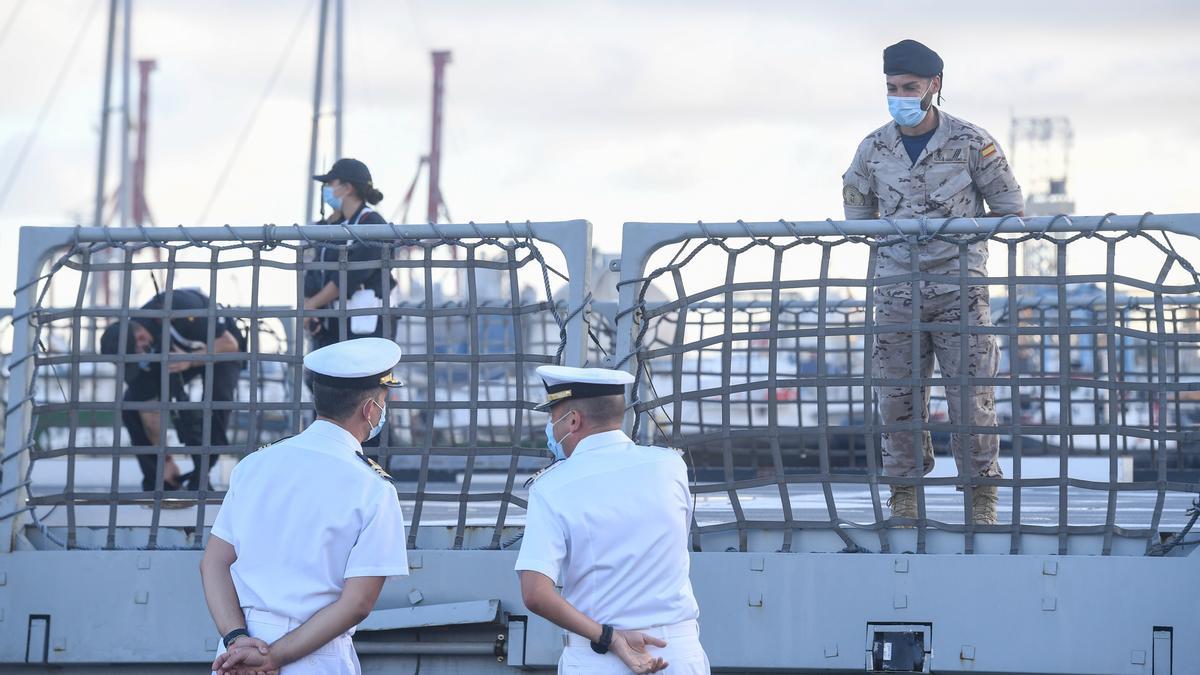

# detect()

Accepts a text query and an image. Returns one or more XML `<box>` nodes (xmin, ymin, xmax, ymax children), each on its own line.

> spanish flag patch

<box><xmin>980</xmin><ymin>143</ymin><xmax>997</xmax><ymax>158</ymax></box>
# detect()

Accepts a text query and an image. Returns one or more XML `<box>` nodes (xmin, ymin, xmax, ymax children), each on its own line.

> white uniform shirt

<box><xmin>210</xmin><ymin>420</ymin><xmax>409</xmax><ymax>624</ymax></box>
<box><xmin>515</xmin><ymin>430</ymin><xmax>700</xmax><ymax>630</ymax></box>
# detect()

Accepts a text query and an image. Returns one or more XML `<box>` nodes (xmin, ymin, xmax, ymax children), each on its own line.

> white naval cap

<box><xmin>534</xmin><ymin>365</ymin><xmax>634</xmax><ymax>411</ymax></box>
<box><xmin>304</xmin><ymin>337</ymin><xmax>404</xmax><ymax>389</ymax></box>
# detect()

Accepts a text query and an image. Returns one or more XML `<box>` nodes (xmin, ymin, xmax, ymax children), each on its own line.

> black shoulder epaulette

<box><xmin>357</xmin><ymin>454</ymin><xmax>395</xmax><ymax>483</ymax></box>
<box><xmin>255</xmin><ymin>435</ymin><xmax>294</xmax><ymax>452</ymax></box>
<box><xmin>523</xmin><ymin>459</ymin><xmax>565</xmax><ymax>489</ymax></box>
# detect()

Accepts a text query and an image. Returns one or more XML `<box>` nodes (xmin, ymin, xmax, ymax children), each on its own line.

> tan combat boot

<box><xmin>887</xmin><ymin>485</ymin><xmax>917</xmax><ymax>524</ymax></box>
<box><xmin>972</xmin><ymin>485</ymin><xmax>998</xmax><ymax>525</ymax></box>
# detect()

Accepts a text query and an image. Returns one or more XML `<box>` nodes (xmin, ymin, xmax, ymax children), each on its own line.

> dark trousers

<box><xmin>123</xmin><ymin>362</ymin><xmax>240</xmax><ymax>491</ymax></box>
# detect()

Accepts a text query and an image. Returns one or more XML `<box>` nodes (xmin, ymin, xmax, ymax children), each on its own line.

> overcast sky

<box><xmin>1</xmin><ymin>0</ymin><xmax>1199</xmax><ymax>302</ymax></box>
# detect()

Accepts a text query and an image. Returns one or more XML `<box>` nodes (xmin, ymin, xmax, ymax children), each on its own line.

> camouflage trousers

<box><xmin>872</xmin><ymin>283</ymin><xmax>1002</xmax><ymax>479</ymax></box>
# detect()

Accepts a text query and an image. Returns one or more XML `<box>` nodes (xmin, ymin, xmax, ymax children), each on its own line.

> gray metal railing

<box><xmin>1</xmin><ymin>222</ymin><xmax>593</xmax><ymax>552</ymax></box>
<box><xmin>0</xmin><ymin>310</ymin><xmax>11</xmax><ymax>455</ymax></box>
<box><xmin>612</xmin><ymin>215</ymin><xmax>1200</xmax><ymax>555</ymax></box>
<box><xmin>5</xmin><ymin>215</ymin><xmax>1200</xmax><ymax>557</ymax></box>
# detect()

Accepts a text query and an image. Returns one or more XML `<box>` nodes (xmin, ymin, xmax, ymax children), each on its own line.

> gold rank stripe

<box><xmin>547</xmin><ymin>389</ymin><xmax>573</xmax><ymax>401</ymax></box>
<box><xmin>362</xmin><ymin>455</ymin><xmax>395</xmax><ymax>481</ymax></box>
<box><xmin>980</xmin><ymin>143</ymin><xmax>997</xmax><ymax>158</ymax></box>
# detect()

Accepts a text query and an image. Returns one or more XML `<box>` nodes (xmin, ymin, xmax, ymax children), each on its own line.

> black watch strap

<box><xmin>590</xmin><ymin>624</ymin><xmax>614</xmax><ymax>654</ymax></box>
<box><xmin>222</xmin><ymin>627</ymin><xmax>250</xmax><ymax>649</ymax></box>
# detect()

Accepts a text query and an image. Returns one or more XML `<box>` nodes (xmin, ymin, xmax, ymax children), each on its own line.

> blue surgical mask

<box><xmin>367</xmin><ymin>399</ymin><xmax>386</xmax><ymax>441</ymax></box>
<box><xmin>545</xmin><ymin>413</ymin><xmax>572</xmax><ymax>461</ymax></box>
<box><xmin>887</xmin><ymin>82</ymin><xmax>933</xmax><ymax>127</ymax></box>
<box><xmin>322</xmin><ymin>184</ymin><xmax>343</xmax><ymax>212</ymax></box>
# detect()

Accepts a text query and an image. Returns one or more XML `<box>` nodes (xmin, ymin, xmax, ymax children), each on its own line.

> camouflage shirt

<box><xmin>841</xmin><ymin>109</ymin><xmax>1023</xmax><ymax>294</ymax></box>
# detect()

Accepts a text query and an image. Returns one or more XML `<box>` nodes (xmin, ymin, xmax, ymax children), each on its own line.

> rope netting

<box><xmin>617</xmin><ymin>217</ymin><xmax>1200</xmax><ymax>555</ymax></box>
<box><xmin>2</xmin><ymin>223</ymin><xmax>583</xmax><ymax>551</ymax></box>
<box><xmin>7</xmin><ymin>216</ymin><xmax>1200</xmax><ymax>557</ymax></box>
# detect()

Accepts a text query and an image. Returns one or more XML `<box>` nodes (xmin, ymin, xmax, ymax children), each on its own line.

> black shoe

<box><xmin>182</xmin><ymin>470</ymin><xmax>209</xmax><ymax>492</ymax></box>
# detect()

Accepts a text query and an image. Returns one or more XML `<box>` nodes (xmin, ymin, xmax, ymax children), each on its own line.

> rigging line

<box><xmin>0</xmin><ymin>0</ymin><xmax>102</xmax><ymax>213</ymax></box>
<box><xmin>0</xmin><ymin>0</ymin><xmax>27</xmax><ymax>53</ymax></box>
<box><xmin>389</xmin><ymin>155</ymin><xmax>426</xmax><ymax>223</ymax></box>
<box><xmin>194</xmin><ymin>0</ymin><xmax>313</xmax><ymax>225</ymax></box>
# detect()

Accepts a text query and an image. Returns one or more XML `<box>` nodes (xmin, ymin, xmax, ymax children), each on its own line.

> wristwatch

<box><xmin>222</xmin><ymin>627</ymin><xmax>250</xmax><ymax>649</ymax></box>
<box><xmin>590</xmin><ymin>624</ymin><xmax>614</xmax><ymax>654</ymax></box>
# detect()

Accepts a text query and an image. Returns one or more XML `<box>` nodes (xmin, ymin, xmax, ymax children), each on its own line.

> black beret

<box><xmin>883</xmin><ymin>39</ymin><xmax>943</xmax><ymax>77</ymax></box>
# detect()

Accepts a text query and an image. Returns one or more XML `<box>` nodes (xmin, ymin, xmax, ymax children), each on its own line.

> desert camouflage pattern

<box><xmin>843</xmin><ymin>108</ymin><xmax>1022</xmax><ymax>478</ymax></box>
<box><xmin>842</xmin><ymin>108</ymin><xmax>1023</xmax><ymax>295</ymax></box>
<box><xmin>872</xmin><ymin>283</ymin><xmax>1002</xmax><ymax>478</ymax></box>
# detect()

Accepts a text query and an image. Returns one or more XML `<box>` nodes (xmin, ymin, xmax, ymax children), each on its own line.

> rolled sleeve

<box><xmin>514</xmin><ymin>488</ymin><xmax>567</xmax><ymax>582</ymax></box>
<box><xmin>842</xmin><ymin>143</ymin><xmax>879</xmax><ymax>220</ymax></box>
<box><xmin>345</xmin><ymin>487</ymin><xmax>410</xmax><ymax>578</ymax></box>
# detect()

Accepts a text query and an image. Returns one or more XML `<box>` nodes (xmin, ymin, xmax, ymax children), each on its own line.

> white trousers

<box><xmin>558</xmin><ymin>619</ymin><xmax>710</xmax><ymax>674</ymax></box>
<box><xmin>212</xmin><ymin>607</ymin><xmax>360</xmax><ymax>675</ymax></box>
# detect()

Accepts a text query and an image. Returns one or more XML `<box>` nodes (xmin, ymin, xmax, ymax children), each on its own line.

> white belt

<box><xmin>244</xmin><ymin>607</ymin><xmax>301</xmax><ymax>629</ymax></box>
<box><xmin>245</xmin><ymin>607</ymin><xmax>353</xmax><ymax>637</ymax></box>
<box><xmin>241</xmin><ymin>608</ymin><xmax>354</xmax><ymax>654</ymax></box>
<box><xmin>563</xmin><ymin>619</ymin><xmax>699</xmax><ymax>648</ymax></box>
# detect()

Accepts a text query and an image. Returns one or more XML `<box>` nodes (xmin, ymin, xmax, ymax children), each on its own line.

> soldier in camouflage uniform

<box><xmin>841</xmin><ymin>40</ymin><xmax>1024</xmax><ymax>525</ymax></box>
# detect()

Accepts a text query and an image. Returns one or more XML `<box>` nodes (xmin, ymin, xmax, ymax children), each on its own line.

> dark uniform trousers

<box><xmin>123</xmin><ymin>362</ymin><xmax>240</xmax><ymax>491</ymax></box>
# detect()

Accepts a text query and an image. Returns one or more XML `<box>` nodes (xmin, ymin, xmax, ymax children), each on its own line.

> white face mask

<box><xmin>887</xmin><ymin>79</ymin><xmax>934</xmax><ymax>127</ymax></box>
<box><xmin>545</xmin><ymin>412</ymin><xmax>573</xmax><ymax>461</ymax></box>
<box><xmin>366</xmin><ymin>398</ymin><xmax>386</xmax><ymax>441</ymax></box>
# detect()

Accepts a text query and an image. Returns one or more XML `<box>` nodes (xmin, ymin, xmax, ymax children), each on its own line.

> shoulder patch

<box><xmin>980</xmin><ymin>143</ymin><xmax>997</xmax><ymax>158</ymax></box>
<box><xmin>843</xmin><ymin>184</ymin><xmax>866</xmax><ymax>206</ymax></box>
<box><xmin>357</xmin><ymin>454</ymin><xmax>395</xmax><ymax>483</ymax></box>
<box><xmin>523</xmin><ymin>459</ymin><xmax>565</xmax><ymax>488</ymax></box>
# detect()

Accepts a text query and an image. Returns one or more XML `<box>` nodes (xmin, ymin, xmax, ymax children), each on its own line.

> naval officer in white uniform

<box><xmin>516</xmin><ymin>365</ymin><xmax>710</xmax><ymax>674</ymax></box>
<box><xmin>201</xmin><ymin>337</ymin><xmax>410</xmax><ymax>674</ymax></box>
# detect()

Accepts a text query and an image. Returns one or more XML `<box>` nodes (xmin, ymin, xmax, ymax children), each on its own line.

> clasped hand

<box><xmin>211</xmin><ymin>636</ymin><xmax>279</xmax><ymax>675</ymax></box>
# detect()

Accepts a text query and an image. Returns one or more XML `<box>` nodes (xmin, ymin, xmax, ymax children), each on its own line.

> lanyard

<box><xmin>342</xmin><ymin>205</ymin><xmax>375</xmax><ymax>226</ymax></box>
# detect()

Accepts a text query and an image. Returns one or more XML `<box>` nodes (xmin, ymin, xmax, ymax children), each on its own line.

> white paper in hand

<box><xmin>347</xmin><ymin>288</ymin><xmax>382</xmax><ymax>335</ymax></box>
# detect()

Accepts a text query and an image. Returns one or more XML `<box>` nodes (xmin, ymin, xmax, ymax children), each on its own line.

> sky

<box><xmin>1</xmin><ymin>0</ymin><xmax>1199</xmax><ymax>303</ymax></box>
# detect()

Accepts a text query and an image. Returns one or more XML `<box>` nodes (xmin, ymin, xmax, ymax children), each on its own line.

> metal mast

<box><xmin>427</xmin><ymin>50</ymin><xmax>451</xmax><ymax>224</ymax></box>
<box><xmin>118</xmin><ymin>0</ymin><xmax>131</xmax><ymax>229</ymax></box>
<box><xmin>91</xmin><ymin>0</ymin><xmax>118</xmax><ymax>232</ymax></box>
<box><xmin>304</xmin><ymin>0</ymin><xmax>346</xmax><ymax>224</ymax></box>
<box><xmin>132</xmin><ymin>59</ymin><xmax>156</xmax><ymax>229</ymax></box>
<box><xmin>304</xmin><ymin>0</ymin><xmax>330</xmax><ymax>226</ymax></box>
<box><xmin>334</xmin><ymin>0</ymin><xmax>344</xmax><ymax>159</ymax></box>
